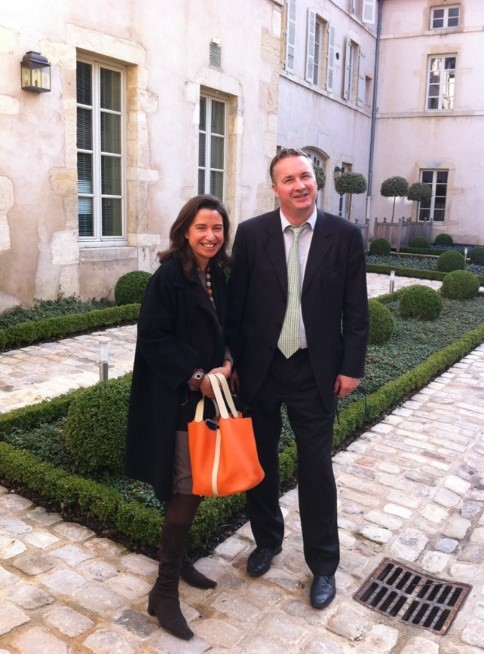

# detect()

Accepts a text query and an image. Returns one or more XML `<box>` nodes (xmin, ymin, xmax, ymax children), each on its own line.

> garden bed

<box><xmin>0</xmin><ymin>291</ymin><xmax>483</xmax><ymax>560</ymax></box>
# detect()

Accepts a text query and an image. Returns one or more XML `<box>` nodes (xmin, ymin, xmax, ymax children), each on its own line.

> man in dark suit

<box><xmin>227</xmin><ymin>148</ymin><xmax>368</xmax><ymax>609</ymax></box>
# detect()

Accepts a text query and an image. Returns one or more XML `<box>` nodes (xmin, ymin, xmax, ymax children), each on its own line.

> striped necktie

<box><xmin>278</xmin><ymin>224</ymin><xmax>308</xmax><ymax>358</ymax></box>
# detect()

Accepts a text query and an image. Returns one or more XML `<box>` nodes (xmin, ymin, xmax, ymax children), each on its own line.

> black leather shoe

<box><xmin>310</xmin><ymin>575</ymin><xmax>336</xmax><ymax>609</ymax></box>
<box><xmin>246</xmin><ymin>546</ymin><xmax>282</xmax><ymax>577</ymax></box>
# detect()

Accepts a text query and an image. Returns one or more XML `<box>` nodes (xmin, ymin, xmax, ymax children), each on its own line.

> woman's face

<box><xmin>185</xmin><ymin>208</ymin><xmax>224</xmax><ymax>269</ymax></box>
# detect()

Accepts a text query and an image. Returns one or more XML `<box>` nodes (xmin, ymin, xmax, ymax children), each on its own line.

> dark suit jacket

<box><xmin>227</xmin><ymin>209</ymin><xmax>369</xmax><ymax>412</ymax></box>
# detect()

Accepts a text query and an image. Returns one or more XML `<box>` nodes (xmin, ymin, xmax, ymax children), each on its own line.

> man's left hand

<box><xmin>334</xmin><ymin>375</ymin><xmax>360</xmax><ymax>399</ymax></box>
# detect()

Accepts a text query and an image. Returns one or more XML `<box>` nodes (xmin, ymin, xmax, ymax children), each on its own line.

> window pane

<box><xmin>77</xmin><ymin>62</ymin><xmax>92</xmax><ymax>105</ymax></box>
<box><xmin>198</xmin><ymin>169</ymin><xmax>205</xmax><ymax>194</ymax></box>
<box><xmin>100</xmin><ymin>68</ymin><xmax>121</xmax><ymax>111</ymax></box>
<box><xmin>198</xmin><ymin>133</ymin><xmax>206</xmax><ymax>167</ymax></box>
<box><xmin>199</xmin><ymin>97</ymin><xmax>206</xmax><ymax>131</ymax></box>
<box><xmin>211</xmin><ymin>135</ymin><xmax>224</xmax><ymax>169</ymax></box>
<box><xmin>210</xmin><ymin>171</ymin><xmax>223</xmax><ymax>199</ymax></box>
<box><xmin>77</xmin><ymin>108</ymin><xmax>92</xmax><ymax>150</ymax></box>
<box><xmin>431</xmin><ymin>9</ymin><xmax>444</xmax><ymax>28</ymax></box>
<box><xmin>77</xmin><ymin>154</ymin><xmax>92</xmax><ymax>193</ymax></box>
<box><xmin>211</xmin><ymin>100</ymin><xmax>225</xmax><ymax>135</ymax></box>
<box><xmin>421</xmin><ymin>171</ymin><xmax>433</xmax><ymax>184</ymax></box>
<box><xmin>437</xmin><ymin>171</ymin><xmax>448</xmax><ymax>183</ymax></box>
<box><xmin>101</xmin><ymin>156</ymin><xmax>121</xmax><ymax>195</ymax></box>
<box><xmin>102</xmin><ymin>198</ymin><xmax>122</xmax><ymax>236</ymax></box>
<box><xmin>101</xmin><ymin>112</ymin><xmax>121</xmax><ymax>154</ymax></box>
<box><xmin>78</xmin><ymin>198</ymin><xmax>93</xmax><ymax>237</ymax></box>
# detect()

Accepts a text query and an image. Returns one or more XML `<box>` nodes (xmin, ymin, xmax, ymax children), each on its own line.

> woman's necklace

<box><xmin>205</xmin><ymin>267</ymin><xmax>215</xmax><ymax>305</ymax></box>
<box><xmin>200</xmin><ymin>266</ymin><xmax>215</xmax><ymax>306</ymax></box>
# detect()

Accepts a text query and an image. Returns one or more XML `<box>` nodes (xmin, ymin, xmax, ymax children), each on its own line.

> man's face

<box><xmin>272</xmin><ymin>155</ymin><xmax>317</xmax><ymax>221</ymax></box>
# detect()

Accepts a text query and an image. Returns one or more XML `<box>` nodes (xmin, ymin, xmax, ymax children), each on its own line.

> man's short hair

<box><xmin>269</xmin><ymin>148</ymin><xmax>312</xmax><ymax>183</ymax></box>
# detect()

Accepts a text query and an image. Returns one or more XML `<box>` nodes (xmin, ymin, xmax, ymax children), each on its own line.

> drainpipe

<box><xmin>366</xmin><ymin>0</ymin><xmax>384</xmax><ymax>232</ymax></box>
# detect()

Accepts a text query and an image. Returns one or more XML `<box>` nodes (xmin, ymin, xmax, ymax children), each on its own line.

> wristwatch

<box><xmin>187</xmin><ymin>368</ymin><xmax>205</xmax><ymax>391</ymax></box>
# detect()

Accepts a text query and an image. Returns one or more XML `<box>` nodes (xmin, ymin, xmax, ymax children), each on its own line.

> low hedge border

<box><xmin>0</xmin><ymin>304</ymin><xmax>140</xmax><ymax>352</ymax></box>
<box><xmin>1</xmin><ymin>320</ymin><xmax>483</xmax><ymax>557</ymax></box>
<box><xmin>365</xmin><ymin>263</ymin><xmax>484</xmax><ymax>287</ymax></box>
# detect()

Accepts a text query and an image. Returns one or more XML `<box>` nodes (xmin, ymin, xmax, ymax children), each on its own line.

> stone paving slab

<box><xmin>0</xmin><ymin>274</ymin><xmax>483</xmax><ymax>653</ymax></box>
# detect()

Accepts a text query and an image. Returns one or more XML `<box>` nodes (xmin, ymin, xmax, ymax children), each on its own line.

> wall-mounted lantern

<box><xmin>20</xmin><ymin>51</ymin><xmax>51</xmax><ymax>93</ymax></box>
<box><xmin>333</xmin><ymin>166</ymin><xmax>343</xmax><ymax>181</ymax></box>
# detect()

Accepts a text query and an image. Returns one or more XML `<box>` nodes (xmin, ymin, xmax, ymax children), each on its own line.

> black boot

<box><xmin>181</xmin><ymin>555</ymin><xmax>217</xmax><ymax>589</ymax></box>
<box><xmin>147</xmin><ymin>523</ymin><xmax>193</xmax><ymax>640</ymax></box>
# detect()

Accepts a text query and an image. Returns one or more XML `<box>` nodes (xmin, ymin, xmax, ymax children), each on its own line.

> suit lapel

<box><xmin>263</xmin><ymin>211</ymin><xmax>287</xmax><ymax>293</ymax></box>
<box><xmin>302</xmin><ymin>210</ymin><xmax>333</xmax><ymax>293</ymax></box>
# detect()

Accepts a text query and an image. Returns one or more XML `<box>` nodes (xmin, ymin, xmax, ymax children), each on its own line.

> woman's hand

<box><xmin>200</xmin><ymin>360</ymin><xmax>232</xmax><ymax>397</ymax></box>
<box><xmin>207</xmin><ymin>359</ymin><xmax>232</xmax><ymax>380</ymax></box>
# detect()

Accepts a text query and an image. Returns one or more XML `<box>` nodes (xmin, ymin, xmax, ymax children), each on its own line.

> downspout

<box><xmin>365</xmin><ymin>0</ymin><xmax>384</xmax><ymax>230</ymax></box>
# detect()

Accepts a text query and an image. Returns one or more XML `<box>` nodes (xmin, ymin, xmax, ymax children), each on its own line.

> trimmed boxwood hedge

<box><xmin>0</xmin><ymin>304</ymin><xmax>139</xmax><ymax>352</ymax></box>
<box><xmin>1</xmin><ymin>307</ymin><xmax>483</xmax><ymax>555</ymax></box>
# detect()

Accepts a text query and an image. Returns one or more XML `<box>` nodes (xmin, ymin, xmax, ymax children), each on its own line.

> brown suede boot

<box><xmin>181</xmin><ymin>555</ymin><xmax>217</xmax><ymax>589</ymax></box>
<box><xmin>147</xmin><ymin>523</ymin><xmax>193</xmax><ymax>640</ymax></box>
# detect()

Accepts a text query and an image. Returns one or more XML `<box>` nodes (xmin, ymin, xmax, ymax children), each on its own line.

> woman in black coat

<box><xmin>125</xmin><ymin>195</ymin><xmax>232</xmax><ymax>640</ymax></box>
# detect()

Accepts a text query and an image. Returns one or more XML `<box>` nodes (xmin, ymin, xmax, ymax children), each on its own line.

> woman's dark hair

<box><xmin>158</xmin><ymin>194</ymin><xmax>231</xmax><ymax>276</ymax></box>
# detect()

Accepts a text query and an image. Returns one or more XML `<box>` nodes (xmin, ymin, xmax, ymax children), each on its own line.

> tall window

<box><xmin>418</xmin><ymin>170</ymin><xmax>448</xmax><ymax>222</ymax></box>
<box><xmin>305</xmin><ymin>11</ymin><xmax>327</xmax><ymax>86</ymax></box>
<box><xmin>343</xmin><ymin>39</ymin><xmax>360</xmax><ymax>103</ymax></box>
<box><xmin>198</xmin><ymin>95</ymin><xmax>226</xmax><ymax>199</ymax></box>
<box><xmin>431</xmin><ymin>6</ymin><xmax>460</xmax><ymax>29</ymax></box>
<box><xmin>426</xmin><ymin>56</ymin><xmax>456</xmax><ymax>110</ymax></box>
<box><xmin>77</xmin><ymin>59</ymin><xmax>124</xmax><ymax>241</ymax></box>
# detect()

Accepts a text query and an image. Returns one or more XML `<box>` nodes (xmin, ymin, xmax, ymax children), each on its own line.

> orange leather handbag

<box><xmin>188</xmin><ymin>373</ymin><xmax>265</xmax><ymax>497</ymax></box>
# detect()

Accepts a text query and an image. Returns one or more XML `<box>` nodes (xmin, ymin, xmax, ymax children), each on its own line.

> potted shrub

<box><xmin>380</xmin><ymin>176</ymin><xmax>409</xmax><ymax>222</ymax></box>
<box><xmin>334</xmin><ymin>172</ymin><xmax>367</xmax><ymax>220</ymax></box>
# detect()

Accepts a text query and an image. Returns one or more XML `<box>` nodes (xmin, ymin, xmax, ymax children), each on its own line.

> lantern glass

<box><xmin>20</xmin><ymin>51</ymin><xmax>51</xmax><ymax>93</ymax></box>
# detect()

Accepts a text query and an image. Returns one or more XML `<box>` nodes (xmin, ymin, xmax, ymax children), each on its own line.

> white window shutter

<box><xmin>305</xmin><ymin>9</ymin><xmax>316</xmax><ymax>83</ymax></box>
<box><xmin>327</xmin><ymin>25</ymin><xmax>335</xmax><ymax>92</ymax></box>
<box><xmin>343</xmin><ymin>37</ymin><xmax>351</xmax><ymax>101</ymax></box>
<box><xmin>285</xmin><ymin>0</ymin><xmax>297</xmax><ymax>73</ymax></box>
<box><xmin>349</xmin><ymin>0</ymin><xmax>357</xmax><ymax>15</ymax></box>
<box><xmin>357</xmin><ymin>49</ymin><xmax>365</xmax><ymax>105</ymax></box>
<box><xmin>362</xmin><ymin>0</ymin><xmax>376</xmax><ymax>24</ymax></box>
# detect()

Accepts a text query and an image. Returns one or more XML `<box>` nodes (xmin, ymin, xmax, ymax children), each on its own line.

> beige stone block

<box><xmin>0</xmin><ymin>177</ymin><xmax>14</xmax><ymax>213</ymax></box>
<box><xmin>0</xmin><ymin>216</ymin><xmax>11</xmax><ymax>251</ymax></box>
<box><xmin>49</xmin><ymin>167</ymin><xmax>77</xmax><ymax>194</ymax></box>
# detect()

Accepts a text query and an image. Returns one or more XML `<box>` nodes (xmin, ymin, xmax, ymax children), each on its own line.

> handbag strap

<box><xmin>193</xmin><ymin>394</ymin><xmax>219</xmax><ymax>423</ymax></box>
<box><xmin>206</xmin><ymin>373</ymin><xmax>238</xmax><ymax>419</ymax></box>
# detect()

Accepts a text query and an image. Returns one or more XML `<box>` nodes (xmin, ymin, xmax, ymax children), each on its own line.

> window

<box><xmin>304</xmin><ymin>149</ymin><xmax>327</xmax><ymax>208</ymax></box>
<box><xmin>418</xmin><ymin>170</ymin><xmax>448</xmax><ymax>222</ymax></box>
<box><xmin>198</xmin><ymin>95</ymin><xmax>226</xmax><ymax>199</ymax></box>
<box><xmin>431</xmin><ymin>5</ymin><xmax>460</xmax><ymax>29</ymax></box>
<box><xmin>343</xmin><ymin>39</ymin><xmax>360</xmax><ymax>103</ymax></box>
<box><xmin>285</xmin><ymin>0</ymin><xmax>296</xmax><ymax>73</ymax></box>
<box><xmin>426</xmin><ymin>55</ymin><xmax>456</xmax><ymax>110</ymax></box>
<box><xmin>349</xmin><ymin>0</ymin><xmax>376</xmax><ymax>24</ymax></box>
<box><xmin>77</xmin><ymin>59</ymin><xmax>124</xmax><ymax>242</ymax></box>
<box><xmin>305</xmin><ymin>11</ymin><xmax>328</xmax><ymax>87</ymax></box>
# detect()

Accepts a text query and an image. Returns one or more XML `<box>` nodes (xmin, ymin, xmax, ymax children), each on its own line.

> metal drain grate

<box><xmin>353</xmin><ymin>558</ymin><xmax>471</xmax><ymax>635</ymax></box>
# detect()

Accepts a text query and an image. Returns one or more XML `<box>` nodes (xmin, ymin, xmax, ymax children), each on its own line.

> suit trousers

<box><xmin>246</xmin><ymin>348</ymin><xmax>340</xmax><ymax>576</ymax></box>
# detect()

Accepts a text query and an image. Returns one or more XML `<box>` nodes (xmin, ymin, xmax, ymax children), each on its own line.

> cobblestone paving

<box><xmin>0</xmin><ymin>274</ymin><xmax>483</xmax><ymax>653</ymax></box>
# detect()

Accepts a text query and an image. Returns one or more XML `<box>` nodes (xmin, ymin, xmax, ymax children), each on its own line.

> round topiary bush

<box><xmin>399</xmin><ymin>285</ymin><xmax>443</xmax><ymax>320</ymax></box>
<box><xmin>434</xmin><ymin>233</ymin><xmax>453</xmax><ymax>247</ymax></box>
<box><xmin>468</xmin><ymin>245</ymin><xmax>484</xmax><ymax>265</ymax></box>
<box><xmin>408</xmin><ymin>236</ymin><xmax>430</xmax><ymax>249</ymax></box>
<box><xmin>369</xmin><ymin>238</ymin><xmax>391</xmax><ymax>256</ymax></box>
<box><xmin>64</xmin><ymin>375</ymin><xmax>131</xmax><ymax>475</ymax></box>
<box><xmin>441</xmin><ymin>270</ymin><xmax>480</xmax><ymax>300</ymax></box>
<box><xmin>437</xmin><ymin>250</ymin><xmax>465</xmax><ymax>272</ymax></box>
<box><xmin>114</xmin><ymin>271</ymin><xmax>151</xmax><ymax>305</ymax></box>
<box><xmin>368</xmin><ymin>299</ymin><xmax>395</xmax><ymax>344</ymax></box>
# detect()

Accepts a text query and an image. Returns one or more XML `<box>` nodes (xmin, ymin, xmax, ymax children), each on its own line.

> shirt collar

<box><xmin>279</xmin><ymin>207</ymin><xmax>317</xmax><ymax>232</ymax></box>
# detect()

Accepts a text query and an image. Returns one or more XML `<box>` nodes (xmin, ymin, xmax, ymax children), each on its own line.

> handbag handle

<box><xmin>206</xmin><ymin>373</ymin><xmax>238</xmax><ymax>419</ymax></box>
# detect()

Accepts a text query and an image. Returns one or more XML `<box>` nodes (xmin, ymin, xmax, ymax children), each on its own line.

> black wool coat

<box><xmin>125</xmin><ymin>255</ymin><xmax>228</xmax><ymax>501</ymax></box>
